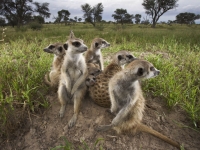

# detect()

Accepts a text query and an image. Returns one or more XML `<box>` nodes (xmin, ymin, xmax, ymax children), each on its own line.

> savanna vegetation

<box><xmin>0</xmin><ymin>23</ymin><xmax>200</xmax><ymax>140</ymax></box>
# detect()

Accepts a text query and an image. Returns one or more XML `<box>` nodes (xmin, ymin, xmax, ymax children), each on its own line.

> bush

<box><xmin>29</xmin><ymin>21</ymin><xmax>43</xmax><ymax>30</ymax></box>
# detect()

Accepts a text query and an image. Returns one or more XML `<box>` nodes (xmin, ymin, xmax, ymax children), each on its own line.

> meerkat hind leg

<box><xmin>58</xmin><ymin>84</ymin><xmax>69</xmax><ymax>118</ymax></box>
<box><xmin>68</xmin><ymin>87</ymin><xmax>85</xmax><ymax>128</ymax></box>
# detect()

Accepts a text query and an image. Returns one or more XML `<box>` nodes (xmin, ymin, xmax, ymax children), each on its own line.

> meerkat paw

<box><xmin>96</xmin><ymin>124</ymin><xmax>112</xmax><ymax>132</ymax></box>
<box><xmin>59</xmin><ymin>106</ymin><xmax>66</xmax><ymax>118</ymax></box>
<box><xmin>106</xmin><ymin>109</ymin><xmax>116</xmax><ymax>116</ymax></box>
<box><xmin>68</xmin><ymin>114</ymin><xmax>77</xmax><ymax>128</ymax></box>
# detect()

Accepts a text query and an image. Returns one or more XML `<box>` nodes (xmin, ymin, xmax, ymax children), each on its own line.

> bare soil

<box><xmin>1</xmin><ymin>90</ymin><xmax>200</xmax><ymax>150</ymax></box>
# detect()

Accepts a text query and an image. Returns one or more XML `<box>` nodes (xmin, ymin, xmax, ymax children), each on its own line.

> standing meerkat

<box><xmin>89</xmin><ymin>50</ymin><xmax>136</xmax><ymax>108</ymax></box>
<box><xmin>58</xmin><ymin>31</ymin><xmax>88</xmax><ymax>128</ymax></box>
<box><xmin>85</xmin><ymin>38</ymin><xmax>110</xmax><ymax>70</ymax></box>
<box><xmin>96</xmin><ymin>60</ymin><xmax>181</xmax><ymax>149</ymax></box>
<box><xmin>43</xmin><ymin>43</ymin><xmax>65</xmax><ymax>90</ymax></box>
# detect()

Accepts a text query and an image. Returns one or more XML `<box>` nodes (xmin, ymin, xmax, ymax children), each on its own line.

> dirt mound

<box><xmin>1</xmin><ymin>92</ymin><xmax>200</xmax><ymax>150</ymax></box>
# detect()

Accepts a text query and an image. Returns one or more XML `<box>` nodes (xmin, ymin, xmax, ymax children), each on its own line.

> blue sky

<box><xmin>39</xmin><ymin>0</ymin><xmax>200</xmax><ymax>23</ymax></box>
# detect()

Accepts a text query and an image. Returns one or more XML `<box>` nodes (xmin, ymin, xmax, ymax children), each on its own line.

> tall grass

<box><xmin>0</xmin><ymin>23</ymin><xmax>200</xmax><ymax>137</ymax></box>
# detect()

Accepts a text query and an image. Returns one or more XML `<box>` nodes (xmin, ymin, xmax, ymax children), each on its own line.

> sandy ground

<box><xmin>1</xmin><ymin>90</ymin><xmax>200</xmax><ymax>150</ymax></box>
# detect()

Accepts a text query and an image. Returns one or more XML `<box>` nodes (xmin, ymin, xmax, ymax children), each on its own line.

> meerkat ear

<box><xmin>137</xmin><ymin>68</ymin><xmax>144</xmax><ymax>76</ymax></box>
<box><xmin>95</xmin><ymin>42</ymin><xmax>99</xmax><ymax>47</ymax></box>
<box><xmin>63</xmin><ymin>43</ymin><xmax>68</xmax><ymax>50</ymax></box>
<box><xmin>69</xmin><ymin>30</ymin><xmax>75</xmax><ymax>39</ymax></box>
<box><xmin>118</xmin><ymin>55</ymin><xmax>123</xmax><ymax>60</ymax></box>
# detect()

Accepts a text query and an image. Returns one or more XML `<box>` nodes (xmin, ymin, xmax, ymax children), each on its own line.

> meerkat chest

<box><xmin>95</xmin><ymin>49</ymin><xmax>101</xmax><ymax>55</ymax></box>
<box><xmin>68</xmin><ymin>67</ymin><xmax>82</xmax><ymax>80</ymax></box>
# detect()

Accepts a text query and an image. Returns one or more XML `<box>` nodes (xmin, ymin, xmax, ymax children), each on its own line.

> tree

<box><xmin>54</xmin><ymin>9</ymin><xmax>70</xmax><ymax>25</ymax></box>
<box><xmin>142</xmin><ymin>0</ymin><xmax>178</xmax><ymax>28</ymax></box>
<box><xmin>175</xmin><ymin>12</ymin><xmax>200</xmax><ymax>25</ymax></box>
<box><xmin>33</xmin><ymin>2</ymin><xmax>50</xmax><ymax>18</ymax></box>
<box><xmin>135</xmin><ymin>14</ymin><xmax>141</xmax><ymax>24</ymax></box>
<box><xmin>81</xmin><ymin>3</ymin><xmax>103</xmax><ymax>26</ymax></box>
<box><xmin>112</xmin><ymin>8</ymin><xmax>134</xmax><ymax>25</ymax></box>
<box><xmin>0</xmin><ymin>17</ymin><xmax>6</xmax><ymax>27</ymax></box>
<box><xmin>78</xmin><ymin>18</ymin><xmax>82</xmax><ymax>22</ymax></box>
<box><xmin>33</xmin><ymin>15</ymin><xmax>45</xmax><ymax>24</ymax></box>
<box><xmin>0</xmin><ymin>0</ymin><xmax>50</xmax><ymax>27</ymax></box>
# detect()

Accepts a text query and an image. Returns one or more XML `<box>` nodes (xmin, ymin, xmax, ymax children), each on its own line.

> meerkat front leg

<box><xmin>99</xmin><ymin>55</ymin><xmax>104</xmax><ymax>70</ymax></box>
<box><xmin>71</xmin><ymin>70</ymin><xmax>87</xmax><ymax>95</ymax></box>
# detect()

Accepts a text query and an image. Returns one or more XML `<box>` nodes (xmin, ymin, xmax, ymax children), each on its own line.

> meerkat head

<box><xmin>113</xmin><ymin>50</ymin><xmax>136</xmax><ymax>66</ymax></box>
<box><xmin>43</xmin><ymin>43</ymin><xmax>65</xmax><ymax>57</ymax></box>
<box><xmin>85</xmin><ymin>75</ymin><xmax>96</xmax><ymax>87</ymax></box>
<box><xmin>63</xmin><ymin>31</ymin><xmax>87</xmax><ymax>54</ymax></box>
<box><xmin>127</xmin><ymin>60</ymin><xmax>160</xmax><ymax>79</ymax></box>
<box><xmin>87</xmin><ymin>63</ymin><xmax>102</xmax><ymax>76</ymax></box>
<box><xmin>92</xmin><ymin>38</ymin><xmax>110</xmax><ymax>50</ymax></box>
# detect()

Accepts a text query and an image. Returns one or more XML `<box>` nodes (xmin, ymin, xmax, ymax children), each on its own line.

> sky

<box><xmin>39</xmin><ymin>0</ymin><xmax>200</xmax><ymax>23</ymax></box>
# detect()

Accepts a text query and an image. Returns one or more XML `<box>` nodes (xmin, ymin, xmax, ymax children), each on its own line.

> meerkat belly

<box><xmin>68</xmin><ymin>68</ymin><xmax>82</xmax><ymax>85</ymax></box>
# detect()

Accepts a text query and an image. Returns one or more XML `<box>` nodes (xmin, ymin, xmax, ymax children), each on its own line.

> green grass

<box><xmin>0</xmin><ymin>23</ymin><xmax>200</xmax><ymax>137</ymax></box>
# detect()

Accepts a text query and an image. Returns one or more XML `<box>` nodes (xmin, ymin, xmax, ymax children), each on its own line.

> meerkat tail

<box><xmin>137</xmin><ymin>124</ymin><xmax>181</xmax><ymax>149</ymax></box>
<box><xmin>44</xmin><ymin>73</ymin><xmax>52</xmax><ymax>86</ymax></box>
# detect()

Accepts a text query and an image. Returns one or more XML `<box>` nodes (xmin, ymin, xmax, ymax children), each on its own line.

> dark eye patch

<box><xmin>95</xmin><ymin>42</ymin><xmax>99</xmax><ymax>47</ymax></box>
<box><xmin>118</xmin><ymin>55</ymin><xmax>123</xmax><ymax>60</ymax></box>
<box><xmin>58</xmin><ymin>46</ymin><xmax>63</xmax><ymax>52</ymax></box>
<box><xmin>137</xmin><ymin>68</ymin><xmax>144</xmax><ymax>76</ymax></box>
<box><xmin>102</xmin><ymin>41</ymin><xmax>106</xmax><ymax>44</ymax></box>
<box><xmin>150</xmin><ymin>66</ymin><xmax>155</xmax><ymax>71</ymax></box>
<box><xmin>126</xmin><ymin>55</ymin><xmax>133</xmax><ymax>59</ymax></box>
<box><xmin>48</xmin><ymin>45</ymin><xmax>55</xmax><ymax>49</ymax></box>
<box><xmin>72</xmin><ymin>41</ymin><xmax>81</xmax><ymax>47</ymax></box>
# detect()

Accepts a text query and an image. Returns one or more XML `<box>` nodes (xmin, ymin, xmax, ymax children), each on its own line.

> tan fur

<box><xmin>85</xmin><ymin>38</ymin><xmax>110</xmax><ymax>70</ymax></box>
<box><xmin>43</xmin><ymin>43</ymin><xmax>65</xmax><ymax>90</ymax></box>
<box><xmin>57</xmin><ymin>31</ymin><xmax>88</xmax><ymax>128</ymax></box>
<box><xmin>97</xmin><ymin>60</ymin><xmax>180</xmax><ymax>149</ymax></box>
<box><xmin>89</xmin><ymin>50</ymin><xmax>135</xmax><ymax>108</ymax></box>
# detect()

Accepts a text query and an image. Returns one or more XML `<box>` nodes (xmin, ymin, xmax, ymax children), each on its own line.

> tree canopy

<box><xmin>0</xmin><ymin>0</ymin><xmax>50</xmax><ymax>27</ymax></box>
<box><xmin>112</xmin><ymin>8</ymin><xmax>134</xmax><ymax>25</ymax></box>
<box><xmin>135</xmin><ymin>14</ymin><xmax>141</xmax><ymax>24</ymax></box>
<box><xmin>81</xmin><ymin>3</ymin><xmax>103</xmax><ymax>26</ymax></box>
<box><xmin>54</xmin><ymin>9</ymin><xmax>70</xmax><ymax>25</ymax></box>
<box><xmin>175</xmin><ymin>12</ymin><xmax>200</xmax><ymax>24</ymax></box>
<box><xmin>142</xmin><ymin>0</ymin><xmax>178</xmax><ymax>28</ymax></box>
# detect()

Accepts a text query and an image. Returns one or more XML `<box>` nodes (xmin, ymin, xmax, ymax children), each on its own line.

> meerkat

<box><xmin>89</xmin><ymin>50</ymin><xmax>136</xmax><ymax>108</ymax></box>
<box><xmin>58</xmin><ymin>31</ymin><xmax>88</xmax><ymax>128</ymax></box>
<box><xmin>43</xmin><ymin>43</ymin><xmax>65</xmax><ymax>90</ymax></box>
<box><xmin>85</xmin><ymin>38</ymin><xmax>110</xmax><ymax>70</ymax></box>
<box><xmin>96</xmin><ymin>60</ymin><xmax>181</xmax><ymax>149</ymax></box>
<box><xmin>87</xmin><ymin>63</ymin><xmax>101</xmax><ymax>76</ymax></box>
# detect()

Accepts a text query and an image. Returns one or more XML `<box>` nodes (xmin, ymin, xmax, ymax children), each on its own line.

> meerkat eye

<box><xmin>150</xmin><ymin>66</ymin><xmax>155</xmax><ymax>71</ymax></box>
<box><xmin>63</xmin><ymin>43</ymin><xmax>68</xmax><ymax>50</ymax></box>
<box><xmin>137</xmin><ymin>68</ymin><xmax>144</xmax><ymax>76</ymax></box>
<box><xmin>118</xmin><ymin>55</ymin><xmax>123</xmax><ymax>60</ymax></box>
<box><xmin>72</xmin><ymin>41</ymin><xmax>81</xmax><ymax>47</ymax></box>
<box><xmin>49</xmin><ymin>45</ymin><xmax>55</xmax><ymax>49</ymax></box>
<box><xmin>95</xmin><ymin>42</ymin><xmax>99</xmax><ymax>47</ymax></box>
<box><xmin>58</xmin><ymin>46</ymin><xmax>63</xmax><ymax>52</ymax></box>
<box><xmin>102</xmin><ymin>41</ymin><xmax>106</xmax><ymax>44</ymax></box>
<box><xmin>126</xmin><ymin>55</ymin><xmax>133</xmax><ymax>59</ymax></box>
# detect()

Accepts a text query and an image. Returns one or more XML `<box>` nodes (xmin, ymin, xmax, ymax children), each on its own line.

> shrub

<box><xmin>29</xmin><ymin>21</ymin><xmax>43</xmax><ymax>30</ymax></box>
